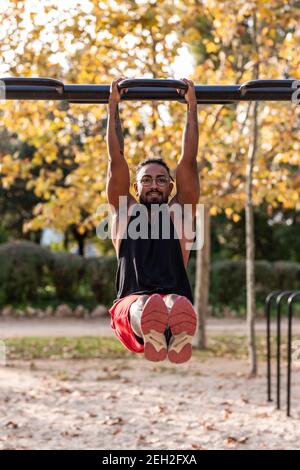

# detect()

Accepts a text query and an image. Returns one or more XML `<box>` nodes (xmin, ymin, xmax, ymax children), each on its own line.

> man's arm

<box><xmin>107</xmin><ymin>102</ymin><xmax>125</xmax><ymax>158</ymax></box>
<box><xmin>106</xmin><ymin>78</ymin><xmax>135</xmax><ymax>210</ymax></box>
<box><xmin>175</xmin><ymin>79</ymin><xmax>200</xmax><ymax>208</ymax></box>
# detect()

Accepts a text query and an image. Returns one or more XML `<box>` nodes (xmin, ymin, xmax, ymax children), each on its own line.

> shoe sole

<box><xmin>168</xmin><ymin>296</ymin><xmax>197</xmax><ymax>364</ymax></box>
<box><xmin>140</xmin><ymin>294</ymin><xmax>169</xmax><ymax>362</ymax></box>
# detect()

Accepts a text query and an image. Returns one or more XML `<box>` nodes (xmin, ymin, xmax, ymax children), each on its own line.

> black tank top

<box><xmin>114</xmin><ymin>204</ymin><xmax>193</xmax><ymax>304</ymax></box>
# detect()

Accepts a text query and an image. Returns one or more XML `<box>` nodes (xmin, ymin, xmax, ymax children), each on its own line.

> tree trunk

<box><xmin>70</xmin><ymin>225</ymin><xmax>86</xmax><ymax>257</ymax></box>
<box><xmin>245</xmin><ymin>100</ymin><xmax>258</xmax><ymax>376</ymax></box>
<box><xmin>195</xmin><ymin>204</ymin><xmax>211</xmax><ymax>349</ymax></box>
<box><xmin>64</xmin><ymin>228</ymin><xmax>70</xmax><ymax>251</ymax></box>
<box><xmin>245</xmin><ymin>12</ymin><xmax>259</xmax><ymax>376</ymax></box>
<box><xmin>76</xmin><ymin>234</ymin><xmax>85</xmax><ymax>257</ymax></box>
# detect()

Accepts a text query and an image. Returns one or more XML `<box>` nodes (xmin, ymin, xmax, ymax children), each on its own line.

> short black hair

<box><xmin>136</xmin><ymin>157</ymin><xmax>174</xmax><ymax>181</ymax></box>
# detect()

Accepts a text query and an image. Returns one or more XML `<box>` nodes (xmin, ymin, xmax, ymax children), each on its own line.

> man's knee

<box><xmin>129</xmin><ymin>295</ymin><xmax>150</xmax><ymax>338</ymax></box>
<box><xmin>130</xmin><ymin>294</ymin><xmax>149</xmax><ymax>314</ymax></box>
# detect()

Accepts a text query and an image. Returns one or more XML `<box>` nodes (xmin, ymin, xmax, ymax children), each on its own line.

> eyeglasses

<box><xmin>137</xmin><ymin>176</ymin><xmax>172</xmax><ymax>187</ymax></box>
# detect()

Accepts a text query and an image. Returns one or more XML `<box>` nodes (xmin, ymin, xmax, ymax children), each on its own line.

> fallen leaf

<box><xmin>154</xmin><ymin>405</ymin><xmax>167</xmax><ymax>414</ymax></box>
<box><xmin>238</xmin><ymin>436</ymin><xmax>249</xmax><ymax>444</ymax></box>
<box><xmin>203</xmin><ymin>422</ymin><xmax>216</xmax><ymax>431</ymax></box>
<box><xmin>103</xmin><ymin>416</ymin><xmax>125</xmax><ymax>426</ymax></box>
<box><xmin>191</xmin><ymin>443</ymin><xmax>203</xmax><ymax>449</ymax></box>
<box><xmin>226</xmin><ymin>436</ymin><xmax>238</xmax><ymax>445</ymax></box>
<box><xmin>112</xmin><ymin>428</ymin><xmax>123</xmax><ymax>435</ymax></box>
<box><xmin>5</xmin><ymin>421</ymin><xmax>19</xmax><ymax>429</ymax></box>
<box><xmin>61</xmin><ymin>431</ymin><xmax>81</xmax><ymax>437</ymax></box>
<box><xmin>223</xmin><ymin>407</ymin><xmax>233</xmax><ymax>419</ymax></box>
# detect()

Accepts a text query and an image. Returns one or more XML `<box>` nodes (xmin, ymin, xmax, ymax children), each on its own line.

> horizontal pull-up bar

<box><xmin>0</xmin><ymin>77</ymin><xmax>298</xmax><ymax>104</ymax></box>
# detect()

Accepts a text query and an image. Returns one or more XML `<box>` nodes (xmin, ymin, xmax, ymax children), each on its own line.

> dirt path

<box><xmin>0</xmin><ymin>356</ymin><xmax>299</xmax><ymax>450</ymax></box>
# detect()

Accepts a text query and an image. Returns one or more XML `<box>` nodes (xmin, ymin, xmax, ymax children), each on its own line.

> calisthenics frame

<box><xmin>0</xmin><ymin>77</ymin><xmax>299</xmax><ymax>104</ymax></box>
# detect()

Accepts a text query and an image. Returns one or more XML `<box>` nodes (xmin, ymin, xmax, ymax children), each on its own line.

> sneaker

<box><xmin>140</xmin><ymin>294</ymin><xmax>169</xmax><ymax>362</ymax></box>
<box><xmin>168</xmin><ymin>296</ymin><xmax>198</xmax><ymax>364</ymax></box>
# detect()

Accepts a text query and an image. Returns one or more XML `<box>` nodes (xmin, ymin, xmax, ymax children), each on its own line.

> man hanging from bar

<box><xmin>106</xmin><ymin>76</ymin><xmax>200</xmax><ymax>363</ymax></box>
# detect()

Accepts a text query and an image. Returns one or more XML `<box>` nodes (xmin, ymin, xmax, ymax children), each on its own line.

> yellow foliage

<box><xmin>232</xmin><ymin>214</ymin><xmax>241</xmax><ymax>222</ymax></box>
<box><xmin>0</xmin><ymin>0</ymin><xmax>299</xmax><ymax>236</ymax></box>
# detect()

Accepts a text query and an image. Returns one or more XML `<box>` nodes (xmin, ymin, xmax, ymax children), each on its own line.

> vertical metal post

<box><xmin>275</xmin><ymin>291</ymin><xmax>295</xmax><ymax>410</ymax></box>
<box><xmin>265</xmin><ymin>291</ymin><xmax>281</xmax><ymax>402</ymax></box>
<box><xmin>286</xmin><ymin>292</ymin><xmax>300</xmax><ymax>417</ymax></box>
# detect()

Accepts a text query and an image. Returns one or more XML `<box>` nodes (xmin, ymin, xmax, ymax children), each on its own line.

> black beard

<box><xmin>139</xmin><ymin>194</ymin><xmax>167</xmax><ymax>209</ymax></box>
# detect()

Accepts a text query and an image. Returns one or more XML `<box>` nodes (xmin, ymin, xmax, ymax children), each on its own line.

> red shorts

<box><xmin>108</xmin><ymin>293</ymin><xmax>169</xmax><ymax>353</ymax></box>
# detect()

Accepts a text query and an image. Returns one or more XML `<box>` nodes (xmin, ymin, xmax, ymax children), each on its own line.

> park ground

<box><xmin>0</xmin><ymin>317</ymin><xmax>300</xmax><ymax>450</ymax></box>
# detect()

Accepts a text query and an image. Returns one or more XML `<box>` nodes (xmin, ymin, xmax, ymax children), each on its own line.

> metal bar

<box><xmin>287</xmin><ymin>292</ymin><xmax>300</xmax><ymax>417</ymax></box>
<box><xmin>275</xmin><ymin>291</ymin><xmax>295</xmax><ymax>410</ymax></box>
<box><xmin>1</xmin><ymin>77</ymin><xmax>64</xmax><ymax>91</ymax></box>
<box><xmin>265</xmin><ymin>290</ymin><xmax>282</xmax><ymax>402</ymax></box>
<box><xmin>0</xmin><ymin>77</ymin><xmax>298</xmax><ymax>104</ymax></box>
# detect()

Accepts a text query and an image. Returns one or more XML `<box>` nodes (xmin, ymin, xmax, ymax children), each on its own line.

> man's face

<box><xmin>134</xmin><ymin>163</ymin><xmax>174</xmax><ymax>209</ymax></box>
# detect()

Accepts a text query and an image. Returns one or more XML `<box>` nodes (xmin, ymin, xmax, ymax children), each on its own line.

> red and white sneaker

<box><xmin>168</xmin><ymin>296</ymin><xmax>198</xmax><ymax>364</ymax></box>
<box><xmin>140</xmin><ymin>294</ymin><xmax>169</xmax><ymax>362</ymax></box>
